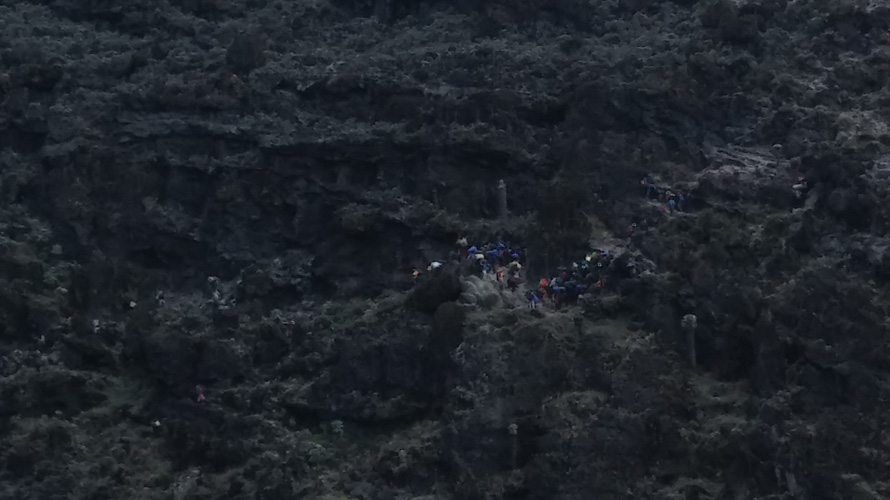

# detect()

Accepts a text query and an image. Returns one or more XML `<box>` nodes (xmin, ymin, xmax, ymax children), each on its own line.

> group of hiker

<box><xmin>409</xmin><ymin>168</ymin><xmax>816</xmax><ymax>316</ymax></box>
<box><xmin>412</xmin><ymin>173</ymin><xmax>695</xmax><ymax>311</ymax></box>
<box><xmin>640</xmin><ymin>173</ymin><xmax>688</xmax><ymax>214</ymax></box>
<box><xmin>527</xmin><ymin>249</ymin><xmax>615</xmax><ymax>310</ymax></box>
<box><xmin>413</xmin><ymin>238</ymin><xmax>527</xmax><ymax>289</ymax></box>
<box><xmin>460</xmin><ymin>238</ymin><xmax>526</xmax><ymax>290</ymax></box>
<box><xmin>454</xmin><ymin>239</ymin><xmax>619</xmax><ymax>310</ymax></box>
<box><xmin>644</xmin><ymin>172</ymin><xmax>811</xmax><ymax>209</ymax></box>
<box><xmin>411</xmin><ymin>234</ymin><xmax>634</xmax><ymax>311</ymax></box>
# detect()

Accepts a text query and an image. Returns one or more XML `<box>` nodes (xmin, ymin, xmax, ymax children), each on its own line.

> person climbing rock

<box><xmin>412</xmin><ymin>268</ymin><xmax>421</xmax><ymax>281</ymax></box>
<box><xmin>667</xmin><ymin>197</ymin><xmax>676</xmax><ymax>213</ymax></box>
<box><xmin>528</xmin><ymin>292</ymin><xmax>539</xmax><ymax>309</ymax></box>
<box><xmin>427</xmin><ymin>261</ymin><xmax>443</xmax><ymax>272</ymax></box>
<box><xmin>466</xmin><ymin>245</ymin><xmax>478</xmax><ymax>259</ymax></box>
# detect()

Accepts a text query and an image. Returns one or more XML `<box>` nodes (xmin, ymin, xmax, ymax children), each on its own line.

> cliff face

<box><xmin>4</xmin><ymin>0</ymin><xmax>890</xmax><ymax>498</ymax></box>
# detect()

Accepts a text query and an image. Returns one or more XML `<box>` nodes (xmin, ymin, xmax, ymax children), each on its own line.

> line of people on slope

<box><xmin>640</xmin><ymin>173</ymin><xmax>690</xmax><ymax>214</ymax></box>
<box><xmin>644</xmin><ymin>171</ymin><xmax>812</xmax><ymax>211</ymax></box>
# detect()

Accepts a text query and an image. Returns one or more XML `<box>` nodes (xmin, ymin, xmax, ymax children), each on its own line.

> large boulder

<box><xmin>422</xmin><ymin>301</ymin><xmax>466</xmax><ymax>397</ymax></box>
<box><xmin>431</xmin><ymin>301</ymin><xmax>466</xmax><ymax>352</ymax></box>
<box><xmin>406</xmin><ymin>267</ymin><xmax>462</xmax><ymax>314</ymax></box>
<box><xmin>697</xmin><ymin>146</ymin><xmax>794</xmax><ymax>207</ymax></box>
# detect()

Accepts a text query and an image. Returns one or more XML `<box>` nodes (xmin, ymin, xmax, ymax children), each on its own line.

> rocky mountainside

<box><xmin>4</xmin><ymin>0</ymin><xmax>890</xmax><ymax>498</ymax></box>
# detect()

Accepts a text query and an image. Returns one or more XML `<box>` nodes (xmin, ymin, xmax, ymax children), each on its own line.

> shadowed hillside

<box><xmin>3</xmin><ymin>0</ymin><xmax>890</xmax><ymax>498</ymax></box>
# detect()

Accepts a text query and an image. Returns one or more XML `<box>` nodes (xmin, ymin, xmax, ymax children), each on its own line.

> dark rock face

<box><xmin>4</xmin><ymin>0</ymin><xmax>890</xmax><ymax>499</ymax></box>
<box><xmin>407</xmin><ymin>268</ymin><xmax>463</xmax><ymax>313</ymax></box>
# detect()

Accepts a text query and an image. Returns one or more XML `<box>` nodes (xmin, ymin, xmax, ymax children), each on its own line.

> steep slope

<box><xmin>3</xmin><ymin>0</ymin><xmax>890</xmax><ymax>499</ymax></box>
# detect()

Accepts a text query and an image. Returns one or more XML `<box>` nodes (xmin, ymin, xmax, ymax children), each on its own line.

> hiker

<box><xmin>507</xmin><ymin>260</ymin><xmax>522</xmax><ymax>279</ymax></box>
<box><xmin>551</xmin><ymin>284</ymin><xmax>566</xmax><ymax>310</ymax></box>
<box><xmin>642</xmin><ymin>174</ymin><xmax>657</xmax><ymax>198</ymax></box>
<box><xmin>412</xmin><ymin>269</ymin><xmax>421</xmax><ymax>281</ymax></box>
<box><xmin>507</xmin><ymin>275</ymin><xmax>520</xmax><ymax>292</ymax></box>
<box><xmin>428</xmin><ymin>261</ymin><xmax>443</xmax><ymax>271</ymax></box>
<box><xmin>667</xmin><ymin>198</ymin><xmax>676</xmax><ymax>213</ymax></box>
<box><xmin>470</xmin><ymin>252</ymin><xmax>485</xmax><ymax>275</ymax></box>
<box><xmin>677</xmin><ymin>192</ymin><xmax>686</xmax><ymax>211</ymax></box>
<box><xmin>196</xmin><ymin>385</ymin><xmax>206</xmax><ymax>403</ymax></box>
<box><xmin>565</xmin><ymin>283</ymin><xmax>581</xmax><ymax>305</ymax></box>
<box><xmin>466</xmin><ymin>245</ymin><xmax>478</xmax><ymax>259</ymax></box>
<box><xmin>792</xmin><ymin>177</ymin><xmax>809</xmax><ymax>200</ymax></box>
<box><xmin>486</xmin><ymin>248</ymin><xmax>499</xmax><ymax>266</ymax></box>
<box><xmin>456</xmin><ymin>236</ymin><xmax>468</xmax><ymax>249</ymax></box>
<box><xmin>528</xmin><ymin>292</ymin><xmax>539</xmax><ymax>309</ymax></box>
<box><xmin>539</xmin><ymin>277</ymin><xmax>549</xmax><ymax>298</ymax></box>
